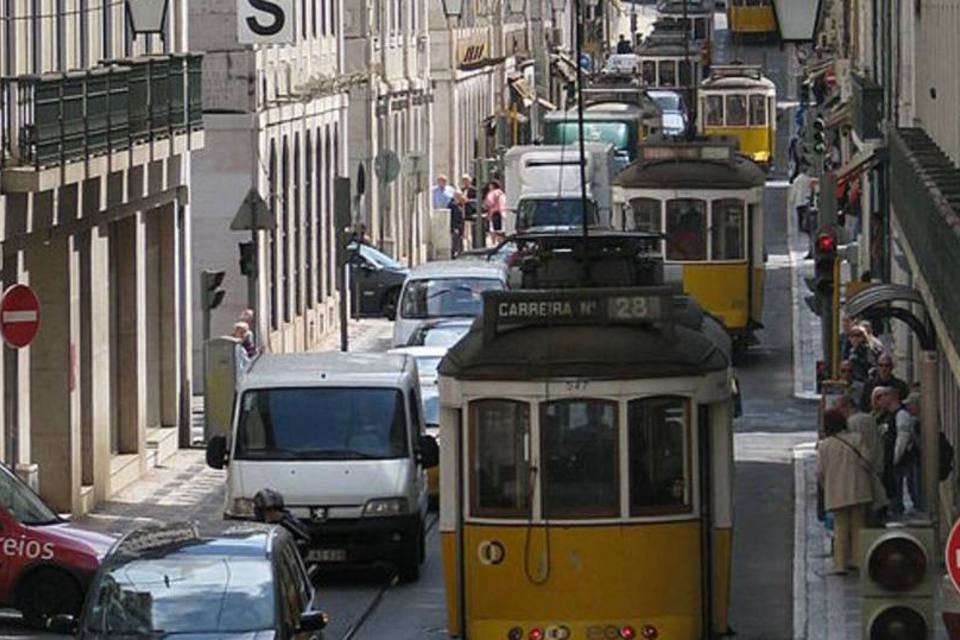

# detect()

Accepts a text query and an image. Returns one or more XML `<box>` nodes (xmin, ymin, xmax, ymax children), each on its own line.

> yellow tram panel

<box><xmin>728</xmin><ymin>0</ymin><xmax>777</xmax><ymax>34</ymax></box>
<box><xmin>682</xmin><ymin>263</ymin><xmax>750</xmax><ymax>331</ymax></box>
<box><xmin>697</xmin><ymin>125</ymin><xmax>772</xmax><ymax>165</ymax></box>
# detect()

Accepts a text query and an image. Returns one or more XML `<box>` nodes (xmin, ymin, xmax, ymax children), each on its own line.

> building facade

<box><xmin>343</xmin><ymin>0</ymin><xmax>433</xmax><ymax>264</ymax></box>
<box><xmin>190</xmin><ymin>0</ymin><xmax>349</xmax><ymax>366</ymax></box>
<box><xmin>0</xmin><ymin>0</ymin><xmax>204</xmax><ymax>514</ymax></box>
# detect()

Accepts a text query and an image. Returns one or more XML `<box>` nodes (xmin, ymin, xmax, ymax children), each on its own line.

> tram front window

<box><xmin>678</xmin><ymin>60</ymin><xmax>692</xmax><ymax>88</ymax></box>
<box><xmin>629</xmin><ymin>198</ymin><xmax>662</xmax><ymax>233</ymax></box>
<box><xmin>712</xmin><ymin>199</ymin><xmax>746</xmax><ymax>260</ymax></box>
<box><xmin>629</xmin><ymin>397</ymin><xmax>690</xmax><ymax>515</ymax></box>
<box><xmin>693</xmin><ymin>17</ymin><xmax>708</xmax><ymax>40</ymax></box>
<box><xmin>658</xmin><ymin>61</ymin><xmax>677</xmax><ymax>87</ymax></box>
<box><xmin>704</xmin><ymin>95</ymin><xmax>724</xmax><ymax>126</ymax></box>
<box><xmin>641</xmin><ymin>61</ymin><xmax>656</xmax><ymax>85</ymax></box>
<box><xmin>540</xmin><ymin>399</ymin><xmax>619</xmax><ymax>519</ymax></box>
<box><xmin>749</xmin><ymin>94</ymin><xmax>767</xmax><ymax>126</ymax></box>
<box><xmin>470</xmin><ymin>400</ymin><xmax>530</xmax><ymax>518</ymax></box>
<box><xmin>725</xmin><ymin>94</ymin><xmax>748</xmax><ymax>126</ymax></box>
<box><xmin>666</xmin><ymin>199</ymin><xmax>707</xmax><ymax>261</ymax></box>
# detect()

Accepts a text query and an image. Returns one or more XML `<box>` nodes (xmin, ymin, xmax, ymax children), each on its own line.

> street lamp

<box><xmin>441</xmin><ymin>0</ymin><xmax>464</xmax><ymax>18</ymax></box>
<box><xmin>126</xmin><ymin>0</ymin><xmax>168</xmax><ymax>35</ymax></box>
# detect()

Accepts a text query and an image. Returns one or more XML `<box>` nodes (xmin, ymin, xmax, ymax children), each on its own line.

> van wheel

<box><xmin>19</xmin><ymin>568</ymin><xmax>82</xmax><ymax>629</ymax></box>
<box><xmin>398</xmin><ymin>524</ymin><xmax>424</xmax><ymax>583</ymax></box>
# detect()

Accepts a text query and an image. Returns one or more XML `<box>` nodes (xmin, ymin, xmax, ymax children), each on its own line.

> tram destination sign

<box><xmin>483</xmin><ymin>288</ymin><xmax>674</xmax><ymax>342</ymax></box>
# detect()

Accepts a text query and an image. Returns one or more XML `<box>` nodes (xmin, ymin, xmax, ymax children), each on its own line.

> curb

<box><xmin>793</xmin><ymin>442</ymin><xmax>817</xmax><ymax>639</ymax></box>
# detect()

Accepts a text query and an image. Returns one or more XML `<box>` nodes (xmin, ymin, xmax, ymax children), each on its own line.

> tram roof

<box><xmin>656</xmin><ymin>0</ymin><xmax>713</xmax><ymax>15</ymax></box>
<box><xmin>701</xmin><ymin>65</ymin><xmax>775</xmax><ymax>90</ymax></box>
<box><xmin>635</xmin><ymin>37</ymin><xmax>702</xmax><ymax>58</ymax></box>
<box><xmin>439</xmin><ymin>290</ymin><xmax>731</xmax><ymax>381</ymax></box>
<box><xmin>613</xmin><ymin>141</ymin><xmax>766</xmax><ymax>190</ymax></box>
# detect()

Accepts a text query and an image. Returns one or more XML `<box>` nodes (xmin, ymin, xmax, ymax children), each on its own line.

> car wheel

<box><xmin>397</xmin><ymin>523</ymin><xmax>424</xmax><ymax>583</ymax></box>
<box><xmin>19</xmin><ymin>568</ymin><xmax>83</xmax><ymax>629</ymax></box>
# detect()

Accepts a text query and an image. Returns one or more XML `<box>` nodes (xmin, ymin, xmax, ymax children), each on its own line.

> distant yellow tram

<box><xmin>698</xmin><ymin>65</ymin><xmax>777</xmax><ymax>166</ymax></box>
<box><xmin>438</xmin><ymin>269</ymin><xmax>735</xmax><ymax>640</ymax></box>
<box><xmin>613</xmin><ymin>140</ymin><xmax>766</xmax><ymax>354</ymax></box>
<box><xmin>727</xmin><ymin>0</ymin><xmax>777</xmax><ymax>36</ymax></box>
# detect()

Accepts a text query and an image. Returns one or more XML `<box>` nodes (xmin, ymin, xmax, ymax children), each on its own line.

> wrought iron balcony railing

<box><xmin>1</xmin><ymin>53</ymin><xmax>203</xmax><ymax>171</ymax></box>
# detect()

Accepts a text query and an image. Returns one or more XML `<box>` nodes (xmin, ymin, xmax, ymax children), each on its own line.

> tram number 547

<box><xmin>609</xmin><ymin>296</ymin><xmax>656</xmax><ymax>320</ymax></box>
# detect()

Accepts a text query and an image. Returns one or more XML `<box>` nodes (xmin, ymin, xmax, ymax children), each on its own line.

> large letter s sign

<box><xmin>246</xmin><ymin>0</ymin><xmax>285</xmax><ymax>36</ymax></box>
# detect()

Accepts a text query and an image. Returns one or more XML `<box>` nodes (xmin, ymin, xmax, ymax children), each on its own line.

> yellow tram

<box><xmin>654</xmin><ymin>0</ymin><xmax>715</xmax><ymax>68</ymax></box>
<box><xmin>437</xmin><ymin>237</ymin><xmax>736</xmax><ymax>639</ymax></box>
<box><xmin>698</xmin><ymin>65</ymin><xmax>777</xmax><ymax>166</ymax></box>
<box><xmin>727</xmin><ymin>0</ymin><xmax>777</xmax><ymax>36</ymax></box>
<box><xmin>613</xmin><ymin>140</ymin><xmax>766</xmax><ymax>353</ymax></box>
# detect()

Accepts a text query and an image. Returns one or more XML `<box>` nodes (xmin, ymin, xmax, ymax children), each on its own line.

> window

<box><xmin>305</xmin><ymin>131</ymin><xmax>314</xmax><ymax>307</ymax></box>
<box><xmin>749</xmin><ymin>94</ymin><xmax>767</xmax><ymax>126</ymax></box>
<box><xmin>31</xmin><ymin>0</ymin><xmax>41</xmax><ymax>73</ymax></box>
<box><xmin>540</xmin><ymin>399</ymin><xmax>619</xmax><ymax>518</ymax></box>
<box><xmin>236</xmin><ymin>388</ymin><xmax>409</xmax><ymax>460</ymax></box>
<box><xmin>678</xmin><ymin>60</ymin><xmax>692</xmax><ymax>88</ymax></box>
<box><xmin>316</xmin><ymin>130</ymin><xmax>325</xmax><ymax>301</ymax></box>
<box><xmin>79</xmin><ymin>0</ymin><xmax>88</xmax><ymax>66</ymax></box>
<box><xmin>269</xmin><ymin>142</ymin><xmax>279</xmax><ymax>330</ymax></box>
<box><xmin>641</xmin><ymin>61</ymin><xmax>656</xmax><ymax>85</ymax></box>
<box><xmin>294</xmin><ymin>135</ymin><xmax>302</xmax><ymax>315</ymax></box>
<box><xmin>704</xmin><ymin>95</ymin><xmax>724</xmax><ymax>127</ymax></box>
<box><xmin>666</xmin><ymin>199</ymin><xmax>707</xmax><ymax>261</ymax></box>
<box><xmin>629</xmin><ymin>198</ymin><xmax>661</xmax><ymax>233</ymax></box>
<box><xmin>725</xmin><ymin>94</ymin><xmax>748</xmax><ymax>126</ymax></box>
<box><xmin>282</xmin><ymin>137</ymin><xmax>291</xmax><ymax>323</ymax></box>
<box><xmin>399</xmin><ymin>278</ymin><xmax>504</xmax><ymax>319</ymax></box>
<box><xmin>628</xmin><ymin>397</ymin><xmax>690</xmax><ymax>515</ymax></box>
<box><xmin>0</xmin><ymin>469</ymin><xmax>58</xmax><ymax>525</ymax></box>
<box><xmin>302</xmin><ymin>0</ymin><xmax>308</xmax><ymax>39</ymax></box>
<box><xmin>408</xmin><ymin>390</ymin><xmax>422</xmax><ymax>434</ymax></box>
<box><xmin>711</xmin><ymin>199</ymin><xmax>746</xmax><ymax>260</ymax></box>
<box><xmin>694</xmin><ymin>17</ymin><xmax>707</xmax><ymax>40</ymax></box>
<box><xmin>470</xmin><ymin>400</ymin><xmax>530</xmax><ymax>518</ymax></box>
<box><xmin>658</xmin><ymin>60</ymin><xmax>676</xmax><ymax>87</ymax></box>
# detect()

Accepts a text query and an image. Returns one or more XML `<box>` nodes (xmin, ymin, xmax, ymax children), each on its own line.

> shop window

<box><xmin>666</xmin><ymin>199</ymin><xmax>707</xmax><ymax>261</ymax></box>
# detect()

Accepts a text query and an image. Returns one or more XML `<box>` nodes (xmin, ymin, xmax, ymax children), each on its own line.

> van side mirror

<box><xmin>47</xmin><ymin>614</ymin><xmax>78</xmax><ymax>635</ymax></box>
<box><xmin>206</xmin><ymin>435</ymin><xmax>228</xmax><ymax>469</ymax></box>
<box><xmin>418</xmin><ymin>435</ymin><xmax>440</xmax><ymax>469</ymax></box>
<box><xmin>299</xmin><ymin>611</ymin><xmax>328</xmax><ymax>632</ymax></box>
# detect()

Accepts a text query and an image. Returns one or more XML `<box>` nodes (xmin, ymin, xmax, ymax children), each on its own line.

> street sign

<box><xmin>237</xmin><ymin>0</ymin><xmax>295</xmax><ymax>44</ymax></box>
<box><xmin>374</xmin><ymin>151</ymin><xmax>400</xmax><ymax>184</ymax></box>
<box><xmin>230</xmin><ymin>188</ymin><xmax>276</xmax><ymax>231</ymax></box>
<box><xmin>946</xmin><ymin>519</ymin><xmax>960</xmax><ymax>595</ymax></box>
<box><xmin>0</xmin><ymin>284</ymin><xmax>40</xmax><ymax>349</ymax></box>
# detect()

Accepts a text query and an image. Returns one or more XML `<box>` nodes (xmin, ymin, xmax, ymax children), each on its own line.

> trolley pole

<box><xmin>574</xmin><ymin>0</ymin><xmax>591</xmax><ymax>285</ymax></box>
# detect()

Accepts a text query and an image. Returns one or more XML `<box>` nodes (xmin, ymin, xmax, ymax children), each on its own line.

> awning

<box><xmin>508</xmin><ymin>74</ymin><xmax>536</xmax><ymax>108</ymax></box>
<box><xmin>824</xmin><ymin>101</ymin><xmax>851</xmax><ymax>128</ymax></box>
<box><xmin>551</xmin><ymin>52</ymin><xmax>578</xmax><ymax>83</ymax></box>
<box><xmin>836</xmin><ymin>146</ymin><xmax>880</xmax><ymax>184</ymax></box>
<box><xmin>536</xmin><ymin>96</ymin><xmax>557</xmax><ymax>110</ymax></box>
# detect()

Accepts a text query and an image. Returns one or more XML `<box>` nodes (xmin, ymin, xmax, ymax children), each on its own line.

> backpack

<box><xmin>941</xmin><ymin>432</ymin><xmax>955</xmax><ymax>481</ymax></box>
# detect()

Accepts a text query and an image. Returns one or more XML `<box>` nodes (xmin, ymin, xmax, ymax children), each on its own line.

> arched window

<box><xmin>268</xmin><ymin>141</ymin><xmax>278</xmax><ymax>330</ymax></box>
<box><xmin>281</xmin><ymin>136</ymin><xmax>291</xmax><ymax>323</ymax></box>
<box><xmin>324</xmin><ymin>126</ymin><xmax>334</xmax><ymax>297</ymax></box>
<box><xmin>293</xmin><ymin>134</ymin><xmax>303</xmax><ymax>315</ymax></box>
<box><xmin>316</xmin><ymin>129</ymin><xmax>326</xmax><ymax>301</ymax></box>
<box><xmin>305</xmin><ymin>131</ymin><xmax>314</xmax><ymax>308</ymax></box>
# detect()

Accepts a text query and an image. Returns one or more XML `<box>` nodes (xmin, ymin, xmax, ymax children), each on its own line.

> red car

<box><xmin>0</xmin><ymin>464</ymin><xmax>113</xmax><ymax>627</ymax></box>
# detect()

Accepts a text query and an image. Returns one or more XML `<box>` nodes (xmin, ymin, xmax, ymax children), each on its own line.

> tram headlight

<box><xmin>528</xmin><ymin>627</ymin><xmax>544</xmax><ymax>640</ymax></box>
<box><xmin>640</xmin><ymin>625</ymin><xmax>659</xmax><ymax>639</ymax></box>
<box><xmin>507</xmin><ymin>627</ymin><xmax>523</xmax><ymax>640</ymax></box>
<box><xmin>619</xmin><ymin>625</ymin><xmax>636</xmax><ymax>639</ymax></box>
<box><xmin>362</xmin><ymin>497</ymin><xmax>408</xmax><ymax>517</ymax></box>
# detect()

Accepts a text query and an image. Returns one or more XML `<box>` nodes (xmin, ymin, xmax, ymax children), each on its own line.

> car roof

<box><xmin>389</xmin><ymin>345</ymin><xmax>449</xmax><ymax>358</ymax></box>
<box><xmin>240</xmin><ymin>352</ymin><xmax>414</xmax><ymax>390</ymax></box>
<box><xmin>105</xmin><ymin>522</ymin><xmax>282</xmax><ymax>565</ymax></box>
<box><xmin>405</xmin><ymin>260</ymin><xmax>507</xmax><ymax>280</ymax></box>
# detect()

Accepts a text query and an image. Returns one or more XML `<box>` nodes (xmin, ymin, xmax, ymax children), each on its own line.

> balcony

<box><xmin>1</xmin><ymin>54</ymin><xmax>204</xmax><ymax>192</ymax></box>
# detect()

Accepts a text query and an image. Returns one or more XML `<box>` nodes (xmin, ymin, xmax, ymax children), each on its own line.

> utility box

<box><xmin>204</xmin><ymin>337</ymin><xmax>239</xmax><ymax>442</ymax></box>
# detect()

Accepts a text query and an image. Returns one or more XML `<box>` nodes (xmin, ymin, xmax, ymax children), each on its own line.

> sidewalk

<box><xmin>86</xmin><ymin>318</ymin><xmax>394</xmax><ymax>538</ymax></box>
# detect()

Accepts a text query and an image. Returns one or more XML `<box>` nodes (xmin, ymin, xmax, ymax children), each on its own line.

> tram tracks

<box><xmin>338</xmin><ymin>512</ymin><xmax>440</xmax><ymax>640</ymax></box>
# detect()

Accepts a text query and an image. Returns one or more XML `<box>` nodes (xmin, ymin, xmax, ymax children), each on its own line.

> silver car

<box><xmin>391</xmin><ymin>261</ymin><xmax>508</xmax><ymax>347</ymax></box>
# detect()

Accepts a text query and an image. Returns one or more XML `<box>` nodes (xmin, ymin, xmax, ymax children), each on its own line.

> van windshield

<box><xmin>517</xmin><ymin>199</ymin><xmax>599</xmax><ymax>230</ymax></box>
<box><xmin>235</xmin><ymin>388</ymin><xmax>409</xmax><ymax>460</ymax></box>
<box><xmin>400</xmin><ymin>278</ymin><xmax>503</xmax><ymax>319</ymax></box>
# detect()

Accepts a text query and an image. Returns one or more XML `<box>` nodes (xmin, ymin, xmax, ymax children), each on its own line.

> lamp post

<box><xmin>126</xmin><ymin>0</ymin><xmax>168</xmax><ymax>38</ymax></box>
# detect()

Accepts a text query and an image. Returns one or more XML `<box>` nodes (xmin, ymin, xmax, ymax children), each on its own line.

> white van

<box><xmin>205</xmin><ymin>351</ymin><xmax>438</xmax><ymax>582</ymax></box>
<box><xmin>391</xmin><ymin>260</ymin><xmax>508</xmax><ymax>347</ymax></box>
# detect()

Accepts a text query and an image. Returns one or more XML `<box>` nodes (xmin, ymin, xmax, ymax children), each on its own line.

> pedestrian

<box><xmin>483</xmin><ymin>179</ymin><xmax>507</xmax><ymax>246</ymax></box>
<box><xmin>861</xmin><ymin>352</ymin><xmax>910</xmax><ymax>411</ymax></box>
<box><xmin>835</xmin><ymin>394</ymin><xmax>888</xmax><ymax>519</ymax></box>
<box><xmin>899</xmin><ymin>391</ymin><xmax>924</xmax><ymax>512</ymax></box>
<box><xmin>448</xmin><ymin>190</ymin><xmax>466</xmax><ymax>258</ymax></box>
<box><xmin>231</xmin><ymin>321</ymin><xmax>252</xmax><ymax>377</ymax></box>
<box><xmin>617</xmin><ymin>34</ymin><xmax>633</xmax><ymax>54</ymax></box>
<box><xmin>432</xmin><ymin>174</ymin><xmax>455</xmax><ymax>209</ymax></box>
<box><xmin>860</xmin><ymin>321</ymin><xmax>886</xmax><ymax>362</ymax></box>
<box><xmin>817</xmin><ymin>409</ymin><xmax>873</xmax><ymax>574</ymax></box>
<box><xmin>847</xmin><ymin>326</ymin><xmax>874</xmax><ymax>384</ymax></box>
<box><xmin>840</xmin><ymin>314</ymin><xmax>856</xmax><ymax>360</ymax></box>
<box><xmin>239</xmin><ymin>309</ymin><xmax>257</xmax><ymax>358</ymax></box>
<box><xmin>839</xmin><ymin>360</ymin><xmax>865</xmax><ymax>408</ymax></box>
<box><xmin>875</xmin><ymin>386</ymin><xmax>912</xmax><ymax>515</ymax></box>
<box><xmin>460</xmin><ymin>174</ymin><xmax>477</xmax><ymax>217</ymax></box>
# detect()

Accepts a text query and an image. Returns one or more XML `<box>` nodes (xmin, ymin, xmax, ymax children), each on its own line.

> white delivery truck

<box><xmin>503</xmin><ymin>143</ymin><xmax>616</xmax><ymax>232</ymax></box>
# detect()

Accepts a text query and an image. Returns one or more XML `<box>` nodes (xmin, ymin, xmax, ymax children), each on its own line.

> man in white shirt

<box><xmin>432</xmin><ymin>174</ymin><xmax>455</xmax><ymax>209</ymax></box>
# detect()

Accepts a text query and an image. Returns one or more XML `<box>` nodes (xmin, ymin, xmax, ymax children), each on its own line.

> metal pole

<box><xmin>531</xmin><ymin>0</ymin><xmax>548</xmax><ymax>141</ymax></box>
<box><xmin>248</xmin><ymin>231</ymin><xmax>259</xmax><ymax>346</ymax></box>
<box><xmin>920</xmin><ymin>350</ymin><xmax>940</xmax><ymax>529</ymax></box>
<box><xmin>340</xmin><ymin>258</ymin><xmax>349</xmax><ymax>352</ymax></box>
<box><xmin>574</xmin><ymin>0</ymin><xmax>590</xmax><ymax>285</ymax></box>
<box><xmin>831</xmin><ymin>254</ymin><xmax>841</xmax><ymax>379</ymax></box>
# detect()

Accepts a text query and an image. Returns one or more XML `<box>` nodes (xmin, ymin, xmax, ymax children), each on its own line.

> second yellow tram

<box><xmin>698</xmin><ymin>65</ymin><xmax>777</xmax><ymax>166</ymax></box>
<box><xmin>438</xmin><ymin>253</ymin><xmax>735</xmax><ymax>639</ymax></box>
<box><xmin>613</xmin><ymin>139</ymin><xmax>766</xmax><ymax>353</ymax></box>
<box><xmin>727</xmin><ymin>0</ymin><xmax>777</xmax><ymax>36</ymax></box>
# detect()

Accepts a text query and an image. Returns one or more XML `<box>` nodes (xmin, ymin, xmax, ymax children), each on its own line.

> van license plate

<box><xmin>309</xmin><ymin>549</ymin><xmax>347</xmax><ymax>562</ymax></box>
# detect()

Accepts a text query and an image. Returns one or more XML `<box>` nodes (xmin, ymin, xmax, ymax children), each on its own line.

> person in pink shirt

<box><xmin>483</xmin><ymin>179</ymin><xmax>507</xmax><ymax>245</ymax></box>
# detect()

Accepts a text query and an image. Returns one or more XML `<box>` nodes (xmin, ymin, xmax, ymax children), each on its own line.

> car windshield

<box><xmin>549</xmin><ymin>121</ymin><xmax>630</xmax><ymax>152</ymax></box>
<box><xmin>418</xmin><ymin>324</ymin><xmax>471</xmax><ymax>348</ymax></box>
<box><xmin>86</xmin><ymin>557</ymin><xmax>275</xmax><ymax>635</ymax></box>
<box><xmin>422</xmin><ymin>387</ymin><xmax>440</xmax><ymax>427</ymax></box>
<box><xmin>400</xmin><ymin>278</ymin><xmax>503</xmax><ymax>319</ymax></box>
<box><xmin>0</xmin><ymin>466</ymin><xmax>58</xmax><ymax>525</ymax></box>
<box><xmin>235</xmin><ymin>387</ymin><xmax>409</xmax><ymax>460</ymax></box>
<box><xmin>517</xmin><ymin>199</ymin><xmax>599</xmax><ymax>230</ymax></box>
<box><xmin>652</xmin><ymin>93</ymin><xmax>681</xmax><ymax>112</ymax></box>
<box><xmin>354</xmin><ymin>243</ymin><xmax>404</xmax><ymax>270</ymax></box>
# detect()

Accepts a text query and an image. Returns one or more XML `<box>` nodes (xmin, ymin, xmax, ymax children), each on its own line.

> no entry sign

<box><xmin>946</xmin><ymin>518</ymin><xmax>960</xmax><ymax>594</ymax></box>
<box><xmin>0</xmin><ymin>285</ymin><xmax>40</xmax><ymax>348</ymax></box>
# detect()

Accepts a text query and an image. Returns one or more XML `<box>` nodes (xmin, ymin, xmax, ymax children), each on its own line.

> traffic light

<box><xmin>813</xmin><ymin>226</ymin><xmax>837</xmax><ymax>298</ymax></box>
<box><xmin>813</xmin><ymin>117</ymin><xmax>827</xmax><ymax>154</ymax></box>
<box><xmin>238</xmin><ymin>242</ymin><xmax>257</xmax><ymax>277</ymax></box>
<box><xmin>201</xmin><ymin>269</ymin><xmax>226</xmax><ymax>311</ymax></box>
<box><xmin>861</xmin><ymin>527</ymin><xmax>934</xmax><ymax>639</ymax></box>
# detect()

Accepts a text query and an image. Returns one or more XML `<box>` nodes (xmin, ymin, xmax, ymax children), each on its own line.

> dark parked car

<box><xmin>50</xmin><ymin>523</ymin><xmax>327</xmax><ymax>639</ymax></box>
<box><xmin>347</xmin><ymin>242</ymin><xmax>408</xmax><ymax>317</ymax></box>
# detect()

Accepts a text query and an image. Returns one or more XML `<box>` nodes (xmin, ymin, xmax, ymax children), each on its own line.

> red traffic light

<box><xmin>816</xmin><ymin>233</ymin><xmax>836</xmax><ymax>254</ymax></box>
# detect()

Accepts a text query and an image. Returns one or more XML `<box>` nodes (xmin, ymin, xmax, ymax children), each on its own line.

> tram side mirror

<box><xmin>418</xmin><ymin>435</ymin><xmax>440</xmax><ymax>469</ymax></box>
<box><xmin>206</xmin><ymin>435</ymin><xmax>229</xmax><ymax>469</ymax></box>
<box><xmin>732</xmin><ymin>376</ymin><xmax>744</xmax><ymax>418</ymax></box>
